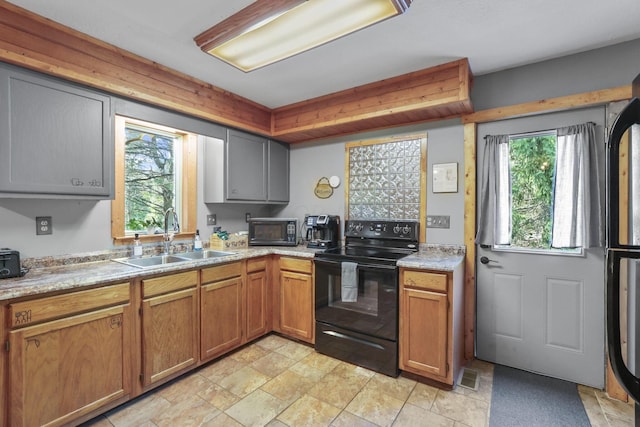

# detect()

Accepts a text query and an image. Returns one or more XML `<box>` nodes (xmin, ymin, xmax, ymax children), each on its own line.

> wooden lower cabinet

<box><xmin>401</xmin><ymin>288</ymin><xmax>448</xmax><ymax>377</ymax></box>
<box><xmin>1</xmin><ymin>255</ymin><xmax>279</xmax><ymax>426</ymax></box>
<box><xmin>246</xmin><ymin>257</ymin><xmax>269</xmax><ymax>342</ymax></box>
<box><xmin>140</xmin><ymin>271</ymin><xmax>198</xmax><ymax>388</ymax></box>
<box><xmin>399</xmin><ymin>267</ymin><xmax>464</xmax><ymax>386</ymax></box>
<box><xmin>6</xmin><ymin>283</ymin><xmax>132</xmax><ymax>427</ymax></box>
<box><xmin>277</xmin><ymin>257</ymin><xmax>314</xmax><ymax>343</ymax></box>
<box><xmin>200</xmin><ymin>262</ymin><xmax>243</xmax><ymax>361</ymax></box>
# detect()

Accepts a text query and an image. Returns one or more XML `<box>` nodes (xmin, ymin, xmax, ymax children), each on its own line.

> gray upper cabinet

<box><xmin>226</xmin><ymin>129</ymin><xmax>267</xmax><ymax>201</ymax></box>
<box><xmin>203</xmin><ymin>129</ymin><xmax>289</xmax><ymax>204</ymax></box>
<box><xmin>268</xmin><ymin>140</ymin><xmax>289</xmax><ymax>203</ymax></box>
<box><xmin>0</xmin><ymin>64</ymin><xmax>113</xmax><ymax>198</ymax></box>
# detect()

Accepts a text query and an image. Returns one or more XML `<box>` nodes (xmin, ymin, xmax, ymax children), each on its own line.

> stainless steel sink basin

<box><xmin>176</xmin><ymin>250</ymin><xmax>235</xmax><ymax>260</ymax></box>
<box><xmin>113</xmin><ymin>250</ymin><xmax>235</xmax><ymax>268</ymax></box>
<box><xmin>113</xmin><ymin>255</ymin><xmax>188</xmax><ymax>268</ymax></box>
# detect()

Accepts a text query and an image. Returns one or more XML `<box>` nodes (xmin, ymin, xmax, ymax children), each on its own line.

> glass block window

<box><xmin>346</xmin><ymin>134</ymin><xmax>426</xmax><ymax>221</ymax></box>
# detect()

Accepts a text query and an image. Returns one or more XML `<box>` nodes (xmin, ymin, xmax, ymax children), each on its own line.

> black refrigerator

<box><xmin>606</xmin><ymin>72</ymin><xmax>640</xmax><ymax>424</ymax></box>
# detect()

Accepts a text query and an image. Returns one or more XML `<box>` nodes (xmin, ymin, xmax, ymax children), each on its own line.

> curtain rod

<box><xmin>483</xmin><ymin>121</ymin><xmax>596</xmax><ymax>139</ymax></box>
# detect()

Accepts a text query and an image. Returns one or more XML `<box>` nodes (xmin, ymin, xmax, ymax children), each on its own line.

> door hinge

<box><xmin>139</xmin><ymin>373</ymin><xmax>144</xmax><ymax>382</ymax></box>
<box><xmin>5</xmin><ymin>340</ymin><xmax>9</xmax><ymax>352</ymax></box>
<box><xmin>446</xmin><ymin>363</ymin><xmax>450</xmax><ymax>373</ymax></box>
<box><xmin>139</xmin><ymin>307</ymin><xmax>143</xmax><ymax>316</ymax></box>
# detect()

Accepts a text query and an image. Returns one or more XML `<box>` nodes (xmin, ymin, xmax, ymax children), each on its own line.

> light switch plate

<box><xmin>426</xmin><ymin>215</ymin><xmax>450</xmax><ymax>229</ymax></box>
<box><xmin>36</xmin><ymin>216</ymin><xmax>52</xmax><ymax>235</ymax></box>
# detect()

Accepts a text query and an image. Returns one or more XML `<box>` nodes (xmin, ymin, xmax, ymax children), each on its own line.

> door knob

<box><xmin>480</xmin><ymin>256</ymin><xmax>497</xmax><ymax>265</ymax></box>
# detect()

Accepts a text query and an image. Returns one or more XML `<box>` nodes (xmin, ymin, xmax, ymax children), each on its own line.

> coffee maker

<box><xmin>305</xmin><ymin>215</ymin><xmax>340</xmax><ymax>249</ymax></box>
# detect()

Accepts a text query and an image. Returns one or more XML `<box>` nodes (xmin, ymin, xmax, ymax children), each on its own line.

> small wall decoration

<box><xmin>314</xmin><ymin>177</ymin><xmax>334</xmax><ymax>198</ymax></box>
<box><xmin>432</xmin><ymin>162</ymin><xmax>458</xmax><ymax>193</ymax></box>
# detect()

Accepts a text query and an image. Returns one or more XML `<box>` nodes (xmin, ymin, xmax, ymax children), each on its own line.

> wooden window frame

<box><xmin>111</xmin><ymin>116</ymin><xmax>197</xmax><ymax>245</ymax></box>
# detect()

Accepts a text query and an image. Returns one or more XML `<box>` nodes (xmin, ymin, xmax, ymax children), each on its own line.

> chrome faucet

<box><xmin>163</xmin><ymin>207</ymin><xmax>180</xmax><ymax>254</ymax></box>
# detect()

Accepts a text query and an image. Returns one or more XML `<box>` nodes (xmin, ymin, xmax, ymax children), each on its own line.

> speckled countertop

<box><xmin>397</xmin><ymin>244</ymin><xmax>466</xmax><ymax>271</ymax></box>
<box><xmin>0</xmin><ymin>244</ymin><xmax>465</xmax><ymax>301</ymax></box>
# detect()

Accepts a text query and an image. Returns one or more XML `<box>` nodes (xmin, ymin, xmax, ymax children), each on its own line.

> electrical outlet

<box><xmin>207</xmin><ymin>214</ymin><xmax>217</xmax><ymax>226</ymax></box>
<box><xmin>426</xmin><ymin>215</ymin><xmax>450</xmax><ymax>229</ymax></box>
<box><xmin>245</xmin><ymin>212</ymin><xmax>251</xmax><ymax>222</ymax></box>
<box><xmin>36</xmin><ymin>216</ymin><xmax>52</xmax><ymax>235</ymax></box>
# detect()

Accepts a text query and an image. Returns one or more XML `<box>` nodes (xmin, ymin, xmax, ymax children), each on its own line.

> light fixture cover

<box><xmin>194</xmin><ymin>0</ymin><xmax>412</xmax><ymax>72</ymax></box>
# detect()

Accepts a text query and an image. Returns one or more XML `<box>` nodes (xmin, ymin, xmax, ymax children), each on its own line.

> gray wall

<box><xmin>2</xmin><ymin>38</ymin><xmax>639</xmax><ymax>258</ymax></box>
<box><xmin>473</xmin><ymin>38</ymin><xmax>640</xmax><ymax>111</ymax></box>
<box><xmin>275</xmin><ymin>119</ymin><xmax>466</xmax><ymax>244</ymax></box>
<box><xmin>274</xmin><ymin>120</ymin><xmax>464</xmax><ymax>244</ymax></box>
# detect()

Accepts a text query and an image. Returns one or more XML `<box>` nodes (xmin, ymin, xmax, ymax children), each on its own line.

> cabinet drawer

<box><xmin>402</xmin><ymin>270</ymin><xmax>448</xmax><ymax>293</ymax></box>
<box><xmin>280</xmin><ymin>257</ymin><xmax>312</xmax><ymax>274</ymax></box>
<box><xmin>247</xmin><ymin>257</ymin><xmax>267</xmax><ymax>273</ymax></box>
<box><xmin>9</xmin><ymin>282</ymin><xmax>129</xmax><ymax>328</ymax></box>
<box><xmin>142</xmin><ymin>271</ymin><xmax>197</xmax><ymax>298</ymax></box>
<box><xmin>202</xmin><ymin>262</ymin><xmax>242</xmax><ymax>284</ymax></box>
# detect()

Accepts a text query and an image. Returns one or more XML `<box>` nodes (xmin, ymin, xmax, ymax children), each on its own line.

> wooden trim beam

<box><xmin>463</xmin><ymin>123</ymin><xmax>476</xmax><ymax>361</ymax></box>
<box><xmin>462</xmin><ymin>85</ymin><xmax>632</xmax><ymax>124</ymax></box>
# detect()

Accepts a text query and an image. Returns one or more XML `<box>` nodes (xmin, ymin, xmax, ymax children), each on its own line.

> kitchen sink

<box><xmin>113</xmin><ymin>255</ymin><xmax>189</xmax><ymax>268</ymax></box>
<box><xmin>175</xmin><ymin>250</ymin><xmax>236</xmax><ymax>260</ymax></box>
<box><xmin>113</xmin><ymin>250</ymin><xmax>235</xmax><ymax>269</ymax></box>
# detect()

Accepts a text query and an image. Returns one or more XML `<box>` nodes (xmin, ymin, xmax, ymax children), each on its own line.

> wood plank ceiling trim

<box><xmin>0</xmin><ymin>1</ymin><xmax>273</xmax><ymax>135</ymax></box>
<box><xmin>273</xmin><ymin>59</ymin><xmax>474</xmax><ymax>143</ymax></box>
<box><xmin>0</xmin><ymin>2</ymin><xmax>474</xmax><ymax>144</ymax></box>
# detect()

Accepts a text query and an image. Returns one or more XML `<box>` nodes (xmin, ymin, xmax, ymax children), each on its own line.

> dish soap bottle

<box><xmin>194</xmin><ymin>229</ymin><xmax>203</xmax><ymax>251</ymax></box>
<box><xmin>133</xmin><ymin>233</ymin><xmax>143</xmax><ymax>258</ymax></box>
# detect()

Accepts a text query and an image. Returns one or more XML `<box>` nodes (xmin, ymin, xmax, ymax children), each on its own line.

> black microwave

<box><xmin>248</xmin><ymin>218</ymin><xmax>297</xmax><ymax>246</ymax></box>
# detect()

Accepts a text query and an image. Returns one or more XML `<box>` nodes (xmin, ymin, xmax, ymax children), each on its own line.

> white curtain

<box><xmin>475</xmin><ymin>134</ymin><xmax>511</xmax><ymax>246</ymax></box>
<box><xmin>551</xmin><ymin>122</ymin><xmax>604</xmax><ymax>248</ymax></box>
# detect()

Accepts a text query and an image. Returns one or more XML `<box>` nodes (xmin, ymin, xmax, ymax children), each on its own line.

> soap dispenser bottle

<box><xmin>194</xmin><ymin>229</ymin><xmax>203</xmax><ymax>251</ymax></box>
<box><xmin>133</xmin><ymin>233</ymin><xmax>143</xmax><ymax>257</ymax></box>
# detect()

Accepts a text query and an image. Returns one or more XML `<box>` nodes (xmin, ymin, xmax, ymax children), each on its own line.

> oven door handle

<box><xmin>321</xmin><ymin>330</ymin><xmax>386</xmax><ymax>350</ymax></box>
<box><xmin>314</xmin><ymin>258</ymin><xmax>397</xmax><ymax>271</ymax></box>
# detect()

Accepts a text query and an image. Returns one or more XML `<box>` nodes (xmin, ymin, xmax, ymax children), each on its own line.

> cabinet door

<box><xmin>280</xmin><ymin>270</ymin><xmax>313</xmax><ymax>342</ymax></box>
<box><xmin>400</xmin><ymin>288</ymin><xmax>448</xmax><ymax>378</ymax></box>
<box><xmin>246</xmin><ymin>270</ymin><xmax>268</xmax><ymax>341</ymax></box>
<box><xmin>8</xmin><ymin>305</ymin><xmax>130</xmax><ymax>427</ymax></box>
<box><xmin>141</xmin><ymin>288</ymin><xmax>198</xmax><ymax>387</ymax></box>
<box><xmin>0</xmin><ymin>64</ymin><xmax>113</xmax><ymax>198</ymax></box>
<box><xmin>201</xmin><ymin>277</ymin><xmax>243</xmax><ymax>361</ymax></box>
<box><xmin>267</xmin><ymin>140</ymin><xmax>289</xmax><ymax>202</ymax></box>
<box><xmin>226</xmin><ymin>129</ymin><xmax>267</xmax><ymax>201</ymax></box>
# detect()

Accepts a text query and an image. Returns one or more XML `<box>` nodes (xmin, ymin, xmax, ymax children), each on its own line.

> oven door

<box><xmin>314</xmin><ymin>258</ymin><xmax>398</xmax><ymax>341</ymax></box>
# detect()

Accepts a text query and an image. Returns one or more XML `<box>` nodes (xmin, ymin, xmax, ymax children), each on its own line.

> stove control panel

<box><xmin>345</xmin><ymin>220</ymin><xmax>419</xmax><ymax>240</ymax></box>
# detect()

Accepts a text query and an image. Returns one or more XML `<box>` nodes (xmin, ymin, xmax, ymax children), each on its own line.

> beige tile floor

<box><xmin>83</xmin><ymin>334</ymin><xmax>634</xmax><ymax>427</ymax></box>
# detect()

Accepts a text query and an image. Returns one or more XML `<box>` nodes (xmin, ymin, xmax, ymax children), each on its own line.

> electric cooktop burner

<box><xmin>316</xmin><ymin>220</ymin><xmax>420</xmax><ymax>265</ymax></box>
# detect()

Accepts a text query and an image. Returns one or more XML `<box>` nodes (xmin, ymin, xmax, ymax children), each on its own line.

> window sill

<box><xmin>113</xmin><ymin>231</ymin><xmax>196</xmax><ymax>246</ymax></box>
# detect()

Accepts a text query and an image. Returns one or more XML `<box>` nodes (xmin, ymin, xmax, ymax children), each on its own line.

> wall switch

<box><xmin>36</xmin><ymin>216</ymin><xmax>52</xmax><ymax>235</ymax></box>
<box><xmin>207</xmin><ymin>214</ymin><xmax>217</xmax><ymax>226</ymax></box>
<box><xmin>426</xmin><ymin>215</ymin><xmax>450</xmax><ymax>229</ymax></box>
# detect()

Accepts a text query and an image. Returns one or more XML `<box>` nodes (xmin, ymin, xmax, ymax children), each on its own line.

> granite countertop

<box><xmin>0</xmin><ymin>244</ymin><xmax>465</xmax><ymax>301</ymax></box>
<box><xmin>0</xmin><ymin>246</ymin><xmax>320</xmax><ymax>301</ymax></box>
<box><xmin>397</xmin><ymin>244</ymin><xmax>466</xmax><ymax>271</ymax></box>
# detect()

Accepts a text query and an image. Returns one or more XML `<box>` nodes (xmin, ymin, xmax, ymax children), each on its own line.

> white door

<box><xmin>475</xmin><ymin>108</ymin><xmax>605</xmax><ymax>388</ymax></box>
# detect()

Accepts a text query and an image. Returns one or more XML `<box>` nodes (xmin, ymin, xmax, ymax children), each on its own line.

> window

<box><xmin>111</xmin><ymin>116</ymin><xmax>197</xmax><ymax>243</ymax></box>
<box><xmin>507</xmin><ymin>132</ymin><xmax>557</xmax><ymax>250</ymax></box>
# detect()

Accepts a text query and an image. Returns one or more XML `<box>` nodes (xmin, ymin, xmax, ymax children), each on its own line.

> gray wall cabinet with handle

<box><xmin>203</xmin><ymin>129</ymin><xmax>289</xmax><ymax>204</ymax></box>
<box><xmin>0</xmin><ymin>63</ymin><xmax>113</xmax><ymax>198</ymax></box>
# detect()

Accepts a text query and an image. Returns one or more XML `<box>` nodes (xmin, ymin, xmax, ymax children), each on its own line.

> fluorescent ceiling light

<box><xmin>194</xmin><ymin>0</ymin><xmax>412</xmax><ymax>72</ymax></box>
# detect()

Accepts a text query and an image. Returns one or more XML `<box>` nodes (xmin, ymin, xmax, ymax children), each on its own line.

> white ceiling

<box><xmin>8</xmin><ymin>0</ymin><xmax>640</xmax><ymax>109</ymax></box>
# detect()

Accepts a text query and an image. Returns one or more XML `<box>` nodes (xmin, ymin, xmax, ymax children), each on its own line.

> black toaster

<box><xmin>0</xmin><ymin>249</ymin><xmax>23</xmax><ymax>279</ymax></box>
